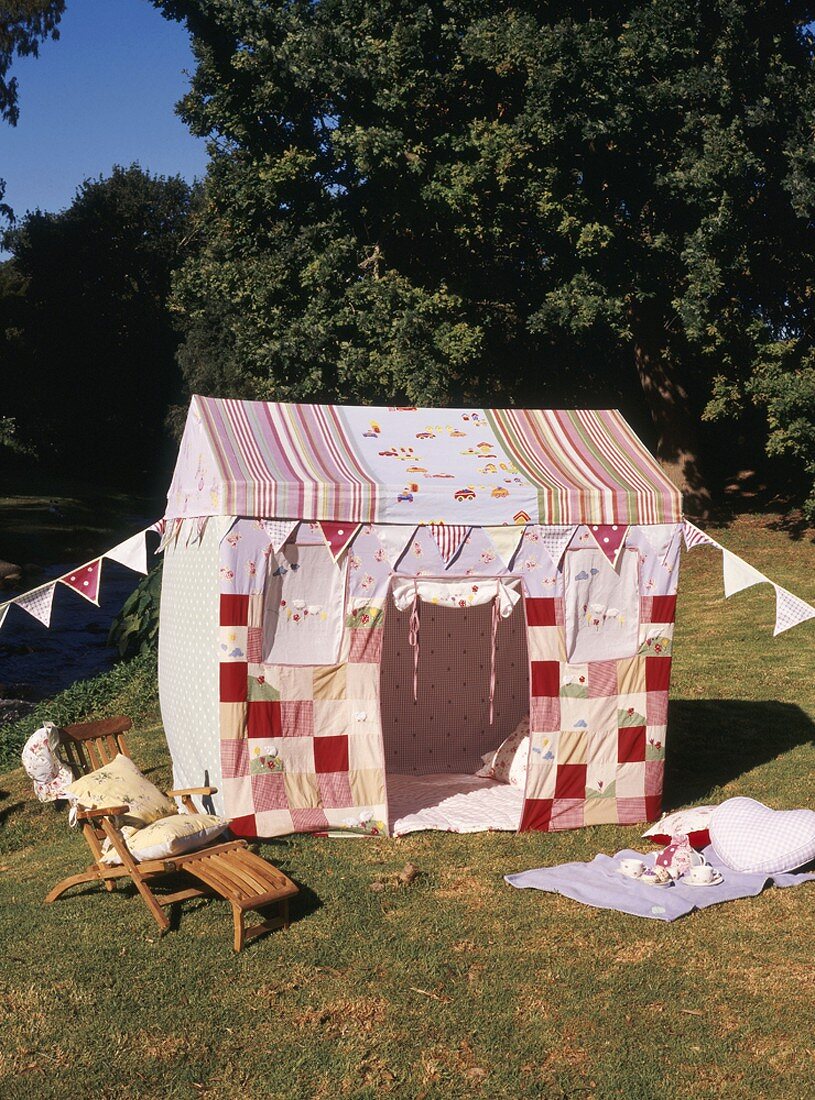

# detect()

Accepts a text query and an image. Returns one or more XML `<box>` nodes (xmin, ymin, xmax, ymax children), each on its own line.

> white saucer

<box><xmin>683</xmin><ymin>872</ymin><xmax>723</xmax><ymax>887</ymax></box>
<box><xmin>641</xmin><ymin>876</ymin><xmax>674</xmax><ymax>888</ymax></box>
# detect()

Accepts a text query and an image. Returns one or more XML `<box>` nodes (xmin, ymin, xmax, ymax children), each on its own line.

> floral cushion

<box><xmin>66</xmin><ymin>753</ymin><xmax>176</xmax><ymax>830</ymax></box>
<box><xmin>476</xmin><ymin>715</ymin><xmax>530</xmax><ymax>787</ymax></box>
<box><xmin>642</xmin><ymin>805</ymin><xmax>716</xmax><ymax>849</ymax></box>
<box><xmin>102</xmin><ymin>813</ymin><xmax>230</xmax><ymax>865</ymax></box>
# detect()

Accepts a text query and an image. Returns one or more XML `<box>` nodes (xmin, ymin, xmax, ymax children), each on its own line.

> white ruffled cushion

<box><xmin>642</xmin><ymin>805</ymin><xmax>716</xmax><ymax>848</ymax></box>
<box><xmin>102</xmin><ymin>813</ymin><xmax>230</xmax><ymax>865</ymax></box>
<box><xmin>476</xmin><ymin>716</ymin><xmax>530</xmax><ymax>787</ymax></box>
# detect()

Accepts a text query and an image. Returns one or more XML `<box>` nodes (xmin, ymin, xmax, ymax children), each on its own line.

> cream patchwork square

<box><xmin>560</xmin><ymin>694</ymin><xmax>618</xmax><ymax>733</ymax></box>
<box><xmin>349</xmin><ymin>768</ymin><xmax>386</xmax><ymax>808</ymax></box>
<box><xmin>615</xmin><ymin>761</ymin><xmax>646</xmax><ymax>798</ymax></box>
<box><xmin>313</xmin><ymin>664</ymin><xmax>347</xmax><ymax>700</ymax></box>
<box><xmin>583</xmin><ymin>796</ymin><xmax>618</xmax><ymax>826</ymax></box>
<box><xmin>276</xmin><ymin>665</ymin><xmax>315</xmax><ymax>701</ymax></box>
<box><xmin>219</xmin><ymin>702</ymin><xmax>248</xmax><ymax>740</ymax></box>
<box><xmin>313</xmin><ymin>698</ymin><xmax>350</xmax><ymax>738</ymax></box>
<box><xmin>277</xmin><ymin>736</ymin><xmax>315</xmax><ymax>774</ymax></box>
<box><xmin>247</xmin><ymin>593</ymin><xmax>265</xmax><ymax>629</ymax></box>
<box><xmin>220</xmin><ymin>774</ymin><xmax>254</xmax><ymax>815</ymax></box>
<box><xmin>283</xmin><ymin>770</ymin><xmax>320</xmax><ymax>808</ymax></box>
<box><xmin>617</xmin><ymin>656</ymin><xmax>646</xmax><ymax>696</ymax></box>
<box><xmin>219</xmin><ymin>626</ymin><xmax>248</xmax><ymax>662</ymax></box>
<box><xmin>345</xmin><ymin>661</ymin><xmax>380</xmax><ymax>701</ymax></box>
<box><xmin>254</xmin><ymin>809</ymin><xmax>295</xmax><ymax>837</ymax></box>
<box><xmin>348</xmin><ymin>731</ymin><xmax>385</xmax><ymax>771</ymax></box>
<box><xmin>558</xmin><ymin>728</ymin><xmax>588</xmax><ymax>765</ymax></box>
<box><xmin>526</xmin><ymin>625</ymin><xmax>565</xmax><ymax>662</ymax></box>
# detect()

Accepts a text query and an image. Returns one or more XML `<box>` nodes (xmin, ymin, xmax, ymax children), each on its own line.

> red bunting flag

<box><xmin>319</xmin><ymin>521</ymin><xmax>361</xmax><ymax>563</ymax></box>
<box><xmin>587</xmin><ymin>524</ymin><xmax>628</xmax><ymax>567</ymax></box>
<box><xmin>60</xmin><ymin>559</ymin><xmax>102</xmax><ymax>605</ymax></box>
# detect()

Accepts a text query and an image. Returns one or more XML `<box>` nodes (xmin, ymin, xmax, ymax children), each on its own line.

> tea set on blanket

<box><xmin>624</xmin><ymin>798</ymin><xmax>815</xmax><ymax>888</ymax></box>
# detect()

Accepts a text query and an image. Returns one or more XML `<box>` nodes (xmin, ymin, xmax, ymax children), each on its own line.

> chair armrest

<box><xmin>167</xmin><ymin>786</ymin><xmax>218</xmax><ymax>797</ymax></box>
<box><xmin>75</xmin><ymin>803</ymin><xmax>130</xmax><ymax>821</ymax></box>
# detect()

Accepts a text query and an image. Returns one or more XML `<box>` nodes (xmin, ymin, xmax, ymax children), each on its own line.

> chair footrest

<box><xmin>175</xmin><ymin>845</ymin><xmax>298</xmax><ymax>914</ymax></box>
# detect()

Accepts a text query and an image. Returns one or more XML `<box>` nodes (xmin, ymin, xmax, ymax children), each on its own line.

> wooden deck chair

<box><xmin>45</xmin><ymin>716</ymin><xmax>298</xmax><ymax>951</ymax></box>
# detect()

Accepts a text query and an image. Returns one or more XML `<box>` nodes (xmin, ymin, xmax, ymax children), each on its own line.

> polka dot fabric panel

<box><xmin>158</xmin><ymin>520</ymin><xmax>223</xmax><ymax>813</ymax></box>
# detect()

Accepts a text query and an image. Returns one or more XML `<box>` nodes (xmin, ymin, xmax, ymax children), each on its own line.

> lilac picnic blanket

<box><xmin>505</xmin><ymin>847</ymin><xmax>815</xmax><ymax>922</ymax></box>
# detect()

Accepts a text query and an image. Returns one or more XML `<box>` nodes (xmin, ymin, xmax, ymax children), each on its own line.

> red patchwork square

<box><xmin>314</xmin><ymin>734</ymin><xmax>349</xmax><ymax>773</ymax></box>
<box><xmin>349</xmin><ymin>629</ymin><xmax>383</xmax><ymax>663</ymax></box>
<box><xmin>519</xmin><ymin>798</ymin><xmax>553</xmax><ymax>832</ymax></box>
<box><xmin>645</xmin><ymin>760</ymin><xmax>664</xmax><ymax>797</ymax></box>
<box><xmin>531</xmin><ymin>660</ymin><xmax>560</xmax><ymax>698</ymax></box>
<box><xmin>246</xmin><ymin>626</ymin><xmax>263</xmax><ymax>664</ymax></box>
<box><xmin>526</xmin><ymin>598</ymin><xmax>557</xmax><ymax>627</ymax></box>
<box><xmin>617</xmin><ymin>726</ymin><xmax>646</xmax><ymax>763</ymax></box>
<box><xmin>617</xmin><ymin>797</ymin><xmax>647</xmax><ymax>824</ymax></box>
<box><xmin>645</xmin><ymin>656</ymin><xmax>672</xmax><ymax>692</ymax></box>
<box><xmin>588</xmin><ymin>660</ymin><xmax>618</xmax><ymax>698</ymax></box>
<box><xmin>250</xmin><ymin>772</ymin><xmax>288</xmax><ymax>812</ymax></box>
<box><xmin>645</xmin><ymin>794</ymin><xmax>663</xmax><ymax>822</ymax></box>
<box><xmin>639</xmin><ymin>596</ymin><xmax>653</xmax><ymax>623</ymax></box>
<box><xmin>646</xmin><ymin>691</ymin><xmax>669</xmax><ymax>725</ymax></box>
<box><xmin>650</xmin><ymin>595</ymin><xmax>677</xmax><ymax>624</ymax></box>
<box><xmin>554</xmin><ymin>763</ymin><xmax>587</xmax><ymax>800</ymax></box>
<box><xmin>280</xmin><ymin>700</ymin><xmax>314</xmax><ymax>737</ymax></box>
<box><xmin>221</xmin><ymin>739</ymin><xmax>249</xmax><ymax>779</ymax></box>
<box><xmin>229</xmin><ymin>813</ymin><xmax>257</xmax><ymax>838</ymax></box>
<box><xmin>290</xmin><ymin>807</ymin><xmax>330</xmax><ymax>832</ymax></box>
<box><xmin>247</xmin><ymin>700</ymin><xmax>282</xmax><ymax>738</ymax></box>
<box><xmin>530</xmin><ymin>694</ymin><xmax>561</xmax><ymax>732</ymax></box>
<box><xmin>316</xmin><ymin>771</ymin><xmax>354</xmax><ymax>808</ymax></box>
<box><xmin>220</xmin><ymin>593</ymin><xmax>250</xmax><ymax>626</ymax></box>
<box><xmin>550</xmin><ymin>799</ymin><xmax>585</xmax><ymax>829</ymax></box>
<box><xmin>220</xmin><ymin>662</ymin><xmax>248</xmax><ymax>703</ymax></box>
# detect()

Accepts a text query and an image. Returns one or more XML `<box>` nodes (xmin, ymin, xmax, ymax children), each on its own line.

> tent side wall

<box><xmin>158</xmin><ymin>519</ymin><xmax>223</xmax><ymax>812</ymax></box>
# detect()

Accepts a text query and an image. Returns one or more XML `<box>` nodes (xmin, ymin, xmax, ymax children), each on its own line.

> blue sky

<box><xmin>0</xmin><ymin>0</ymin><xmax>208</xmax><ymax>227</ymax></box>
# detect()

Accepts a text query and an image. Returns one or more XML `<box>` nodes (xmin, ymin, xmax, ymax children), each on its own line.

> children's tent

<box><xmin>158</xmin><ymin>396</ymin><xmax>683</xmax><ymax>838</ymax></box>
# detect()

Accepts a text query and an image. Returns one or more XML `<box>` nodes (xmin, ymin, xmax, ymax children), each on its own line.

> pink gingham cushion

<box><xmin>710</xmin><ymin>797</ymin><xmax>815</xmax><ymax>874</ymax></box>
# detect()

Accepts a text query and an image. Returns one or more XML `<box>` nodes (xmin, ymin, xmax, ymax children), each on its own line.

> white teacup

<box><xmin>687</xmin><ymin>863</ymin><xmax>715</xmax><ymax>884</ymax></box>
<box><xmin>619</xmin><ymin>858</ymin><xmax>646</xmax><ymax>878</ymax></box>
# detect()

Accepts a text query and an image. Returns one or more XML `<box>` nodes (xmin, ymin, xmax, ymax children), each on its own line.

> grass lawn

<box><xmin>1</xmin><ymin>513</ymin><xmax>814</xmax><ymax>1099</ymax></box>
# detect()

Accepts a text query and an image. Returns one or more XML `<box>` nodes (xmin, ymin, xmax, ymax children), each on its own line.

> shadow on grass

<box><xmin>665</xmin><ymin>699</ymin><xmax>815</xmax><ymax>806</ymax></box>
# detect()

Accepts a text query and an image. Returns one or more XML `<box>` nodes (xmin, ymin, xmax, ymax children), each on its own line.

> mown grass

<box><xmin>1</xmin><ymin>513</ymin><xmax>813</xmax><ymax>1100</ymax></box>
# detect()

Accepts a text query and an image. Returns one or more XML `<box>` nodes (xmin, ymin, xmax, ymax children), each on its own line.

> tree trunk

<box><xmin>630</xmin><ymin>302</ymin><xmax>711</xmax><ymax>518</ymax></box>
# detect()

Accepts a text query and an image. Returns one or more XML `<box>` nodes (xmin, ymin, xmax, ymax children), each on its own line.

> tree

<box><xmin>2</xmin><ymin>165</ymin><xmax>195</xmax><ymax>479</ymax></box>
<box><xmin>155</xmin><ymin>0</ymin><xmax>815</xmax><ymax>514</ymax></box>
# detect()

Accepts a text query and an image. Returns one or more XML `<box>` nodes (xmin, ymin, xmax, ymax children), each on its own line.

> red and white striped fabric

<box><xmin>429</xmin><ymin>525</ymin><xmax>470</xmax><ymax>565</ymax></box>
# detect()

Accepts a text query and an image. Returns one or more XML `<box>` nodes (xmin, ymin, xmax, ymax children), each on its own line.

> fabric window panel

<box><xmin>563</xmin><ymin>547</ymin><xmax>640</xmax><ymax>663</ymax></box>
<box><xmin>262</xmin><ymin>543</ymin><xmax>347</xmax><ymax>665</ymax></box>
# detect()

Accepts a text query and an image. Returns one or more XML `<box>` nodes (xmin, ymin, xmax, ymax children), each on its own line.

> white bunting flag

<box><xmin>105</xmin><ymin>531</ymin><xmax>149</xmax><ymax>575</ymax></box>
<box><xmin>0</xmin><ymin>603</ymin><xmax>9</xmax><ymax>631</ymax></box>
<box><xmin>485</xmin><ymin>526</ymin><xmax>525</xmax><ymax>569</ymax></box>
<box><xmin>429</xmin><ymin>524</ymin><xmax>470</xmax><ymax>566</ymax></box>
<box><xmin>722</xmin><ymin>549</ymin><xmax>768</xmax><ymax>598</ymax></box>
<box><xmin>262</xmin><ymin>519</ymin><xmax>298</xmax><ymax>552</ymax></box>
<box><xmin>772</xmin><ymin>585</ymin><xmax>815</xmax><ymax>636</ymax></box>
<box><xmin>537</xmin><ymin>525</ymin><xmax>578</xmax><ymax>569</ymax></box>
<box><xmin>15</xmin><ymin>582</ymin><xmax>56</xmax><ymax>626</ymax></box>
<box><xmin>373</xmin><ymin>525</ymin><xmax>416</xmax><ymax>569</ymax></box>
<box><xmin>639</xmin><ymin>524</ymin><xmax>678</xmax><ymax>561</ymax></box>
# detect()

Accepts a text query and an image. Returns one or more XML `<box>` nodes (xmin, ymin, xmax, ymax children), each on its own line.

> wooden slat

<box><xmin>62</xmin><ymin>716</ymin><xmax>132</xmax><ymax>741</ymax></box>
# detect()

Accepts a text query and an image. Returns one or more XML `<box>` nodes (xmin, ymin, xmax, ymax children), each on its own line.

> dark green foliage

<box><xmin>1</xmin><ymin>166</ymin><xmax>195</xmax><ymax>480</ymax></box>
<box><xmin>0</xmin><ymin>649</ymin><xmax>158</xmax><ymax>770</ymax></box>
<box><xmin>0</xmin><ymin>0</ymin><xmax>64</xmax><ymax>126</ymax></box>
<box><xmin>155</xmin><ymin>0</ymin><xmax>815</xmax><ymax>508</ymax></box>
<box><xmin>108</xmin><ymin>564</ymin><xmax>163</xmax><ymax>659</ymax></box>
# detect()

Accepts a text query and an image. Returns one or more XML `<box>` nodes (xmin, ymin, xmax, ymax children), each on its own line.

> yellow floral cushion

<box><xmin>66</xmin><ymin>753</ymin><xmax>176</xmax><ymax>829</ymax></box>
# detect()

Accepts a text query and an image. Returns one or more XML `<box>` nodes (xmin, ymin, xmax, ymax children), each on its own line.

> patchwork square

<box><xmin>639</xmin><ymin>596</ymin><xmax>653</xmax><ymax>623</ymax></box>
<box><xmin>554</xmin><ymin>763</ymin><xmax>587</xmax><ymax>799</ymax></box>
<box><xmin>646</xmin><ymin>691</ymin><xmax>669</xmax><ymax>725</ymax></box>
<box><xmin>583</xmin><ymin>796</ymin><xmax>619</xmax><ymax>826</ymax></box>
<box><xmin>558</xmin><ymin>729</ymin><xmax>588</xmax><ymax>766</ymax></box>
<box><xmin>220</xmin><ymin>593</ymin><xmax>250</xmax><ymax>626</ymax></box>
<box><xmin>247</xmin><ymin>700</ymin><xmax>282</xmax><ymax>739</ymax></box>
<box><xmin>277</xmin><ymin>665</ymin><xmax>315</xmax><ymax>701</ymax></box>
<box><xmin>313</xmin><ymin>664</ymin><xmax>347</xmax><ymax>700</ymax></box>
<box><xmin>531</xmin><ymin>660</ymin><xmax>560</xmax><ymax>698</ymax></box>
<box><xmin>250</xmin><ymin>772</ymin><xmax>289</xmax><ymax>812</ymax></box>
<box><xmin>220</xmin><ymin>662</ymin><xmax>248</xmax><ymax>703</ymax></box>
<box><xmin>617</xmin><ymin>796</ymin><xmax>648</xmax><ymax>824</ymax></box>
<box><xmin>316</xmin><ymin>771</ymin><xmax>355</xmax><ymax>808</ymax></box>
<box><xmin>616</xmin><ymin>656</ymin><xmax>646</xmax><ymax>696</ymax></box>
<box><xmin>345</xmin><ymin>662</ymin><xmax>380</xmax><ymax>701</ymax></box>
<box><xmin>526</xmin><ymin>598</ymin><xmax>557</xmax><ymax>627</ymax></box>
<box><xmin>349</xmin><ymin>767</ymin><xmax>386</xmax><ymax>808</ymax></box>
<box><xmin>588</xmin><ymin>660</ymin><xmax>618</xmax><ymax>697</ymax></box>
<box><xmin>248</xmin><ymin>672</ymin><xmax>281</xmax><ymax>702</ymax></box>
<box><xmin>530</xmin><ymin>695</ymin><xmax>561</xmax><ymax>733</ymax></box>
<box><xmin>615</xmin><ymin>761</ymin><xmax>646</xmax><ymax>798</ymax></box>
<box><xmin>283</xmin><ymin>771</ymin><xmax>320</xmax><ymax>808</ymax></box>
<box><xmin>246</xmin><ymin>626</ymin><xmax>263</xmax><ymax>664</ymax></box>
<box><xmin>650</xmin><ymin>595</ymin><xmax>677</xmax><ymax>624</ymax></box>
<box><xmin>520</xmin><ymin>797</ymin><xmax>553</xmax><ymax>832</ymax></box>
<box><xmin>313</xmin><ymin>698</ymin><xmax>350</xmax><ymax>738</ymax></box>
<box><xmin>290</xmin><ymin>807</ymin><xmax>330</xmax><ymax>832</ymax></box>
<box><xmin>550</xmin><ymin>798</ymin><xmax>585</xmax><ymax>829</ymax></box>
<box><xmin>645</xmin><ymin>794</ymin><xmax>663</xmax><ymax>822</ymax></box>
<box><xmin>221</xmin><ymin>738</ymin><xmax>249</xmax><ymax>780</ymax></box>
<box><xmin>349</xmin><ymin>628</ymin><xmax>383</xmax><ymax>663</ymax></box>
<box><xmin>314</xmin><ymin>734</ymin><xmax>349</xmax><ymax>773</ymax></box>
<box><xmin>280</xmin><ymin>700</ymin><xmax>314</xmax><ymax>738</ymax></box>
<box><xmin>526</xmin><ymin>625</ymin><xmax>565</xmax><ymax>662</ymax></box>
<box><xmin>229</xmin><ymin>813</ymin><xmax>258</xmax><ymax>838</ymax></box>
<box><xmin>254</xmin><ymin>808</ymin><xmax>295</xmax><ymax>837</ymax></box>
<box><xmin>645</xmin><ymin>759</ymin><xmax>664</xmax><ymax>797</ymax></box>
<box><xmin>247</xmin><ymin>592</ymin><xmax>264</xmax><ymax>629</ymax></box>
<box><xmin>560</xmin><ymin>694</ymin><xmax>617</xmax><ymax>733</ymax></box>
<box><xmin>618</xmin><ymin>725</ymin><xmax>646</xmax><ymax>764</ymax></box>
<box><xmin>220</xmin><ymin>626</ymin><xmax>248</xmax><ymax>661</ymax></box>
<box><xmin>645</xmin><ymin>656</ymin><xmax>672</xmax><ymax>692</ymax></box>
<box><xmin>348</xmin><ymin>732</ymin><xmax>385</xmax><ymax>771</ymax></box>
<box><xmin>219</xmin><ymin>702</ymin><xmax>248</xmax><ymax>740</ymax></box>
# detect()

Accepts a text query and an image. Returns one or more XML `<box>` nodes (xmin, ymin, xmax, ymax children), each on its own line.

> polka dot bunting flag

<box><xmin>60</xmin><ymin>558</ymin><xmax>102</xmax><ymax>605</ymax></box>
<box><xmin>319</xmin><ymin>521</ymin><xmax>362</xmax><ymax>564</ymax></box>
<box><xmin>587</xmin><ymin>523</ymin><xmax>628</xmax><ymax>567</ymax></box>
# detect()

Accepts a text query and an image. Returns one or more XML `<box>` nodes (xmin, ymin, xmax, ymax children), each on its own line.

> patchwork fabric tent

<box><xmin>158</xmin><ymin>397</ymin><xmax>683</xmax><ymax>838</ymax></box>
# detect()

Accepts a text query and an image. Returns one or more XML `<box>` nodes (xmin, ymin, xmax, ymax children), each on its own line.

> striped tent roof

<box><xmin>165</xmin><ymin>396</ymin><xmax>682</xmax><ymax>525</ymax></box>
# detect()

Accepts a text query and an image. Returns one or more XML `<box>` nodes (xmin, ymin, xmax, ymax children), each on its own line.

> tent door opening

<box><xmin>379</xmin><ymin>580</ymin><xmax>530</xmax><ymax>835</ymax></box>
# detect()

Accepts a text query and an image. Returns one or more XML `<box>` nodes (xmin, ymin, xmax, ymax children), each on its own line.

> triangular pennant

<box><xmin>587</xmin><ymin>524</ymin><xmax>629</xmax><ymax>567</ymax></box>
<box><xmin>105</xmin><ymin>531</ymin><xmax>148</xmax><ymax>575</ymax></box>
<box><xmin>722</xmin><ymin>549</ymin><xmax>768</xmax><ymax>598</ymax></box>
<box><xmin>60</xmin><ymin>559</ymin><xmax>103</xmax><ymax>605</ymax></box>
<box><xmin>373</xmin><ymin>525</ymin><xmax>416</xmax><ymax>569</ymax></box>
<box><xmin>15</xmin><ymin>582</ymin><xmax>56</xmax><ymax>626</ymax></box>
<box><xmin>429</xmin><ymin>524</ymin><xmax>470</xmax><ymax>566</ymax></box>
<box><xmin>639</xmin><ymin>524</ymin><xmax>678</xmax><ymax>561</ymax></box>
<box><xmin>682</xmin><ymin>519</ymin><xmax>721</xmax><ymax>551</ymax></box>
<box><xmin>0</xmin><ymin>603</ymin><xmax>9</xmax><ymax>631</ymax></box>
<box><xmin>537</xmin><ymin>525</ymin><xmax>577</xmax><ymax>569</ymax></box>
<box><xmin>149</xmin><ymin>518</ymin><xmax>165</xmax><ymax>534</ymax></box>
<box><xmin>319</xmin><ymin>521</ymin><xmax>361</xmax><ymax>563</ymax></box>
<box><xmin>772</xmin><ymin>584</ymin><xmax>815</xmax><ymax>636</ymax></box>
<box><xmin>485</xmin><ymin>526</ymin><xmax>525</xmax><ymax>569</ymax></box>
<box><xmin>262</xmin><ymin>519</ymin><xmax>298</xmax><ymax>553</ymax></box>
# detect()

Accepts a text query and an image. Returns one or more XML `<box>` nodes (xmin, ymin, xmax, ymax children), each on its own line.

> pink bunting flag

<box><xmin>682</xmin><ymin>520</ymin><xmax>721</xmax><ymax>551</ymax></box>
<box><xmin>587</xmin><ymin>524</ymin><xmax>628</xmax><ymax>567</ymax></box>
<box><xmin>429</xmin><ymin>524</ymin><xmax>470</xmax><ymax>566</ymax></box>
<box><xmin>15</xmin><ymin>582</ymin><xmax>56</xmax><ymax>626</ymax></box>
<box><xmin>319</xmin><ymin>521</ymin><xmax>361</xmax><ymax>563</ymax></box>
<box><xmin>262</xmin><ymin>519</ymin><xmax>298</xmax><ymax>552</ymax></box>
<box><xmin>60</xmin><ymin>559</ymin><xmax>102</xmax><ymax>605</ymax></box>
<box><xmin>772</xmin><ymin>585</ymin><xmax>815</xmax><ymax>636</ymax></box>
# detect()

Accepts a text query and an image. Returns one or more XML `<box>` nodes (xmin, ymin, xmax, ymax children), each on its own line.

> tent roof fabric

<box><xmin>165</xmin><ymin>396</ymin><xmax>682</xmax><ymax>525</ymax></box>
